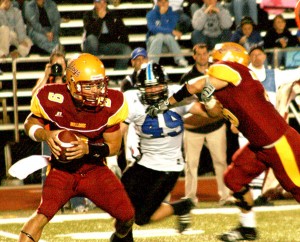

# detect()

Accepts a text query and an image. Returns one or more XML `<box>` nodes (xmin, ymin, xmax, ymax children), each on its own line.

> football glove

<box><xmin>146</xmin><ymin>100</ymin><xmax>170</xmax><ymax>118</ymax></box>
<box><xmin>200</xmin><ymin>83</ymin><xmax>215</xmax><ymax>102</ymax></box>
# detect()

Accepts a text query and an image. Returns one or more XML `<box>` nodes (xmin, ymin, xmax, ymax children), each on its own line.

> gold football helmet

<box><xmin>211</xmin><ymin>42</ymin><xmax>250</xmax><ymax>67</ymax></box>
<box><xmin>66</xmin><ymin>53</ymin><xmax>109</xmax><ymax>110</ymax></box>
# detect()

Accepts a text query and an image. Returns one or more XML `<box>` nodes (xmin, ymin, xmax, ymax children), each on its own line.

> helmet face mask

<box><xmin>137</xmin><ymin>62</ymin><xmax>168</xmax><ymax>105</ymax></box>
<box><xmin>66</xmin><ymin>53</ymin><xmax>109</xmax><ymax>111</ymax></box>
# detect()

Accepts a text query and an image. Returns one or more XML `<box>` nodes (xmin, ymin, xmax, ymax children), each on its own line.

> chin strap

<box><xmin>21</xmin><ymin>230</ymin><xmax>36</xmax><ymax>242</ymax></box>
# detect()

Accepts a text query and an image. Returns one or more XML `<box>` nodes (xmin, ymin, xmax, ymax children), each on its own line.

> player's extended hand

<box><xmin>199</xmin><ymin>83</ymin><xmax>215</xmax><ymax>102</ymax></box>
<box><xmin>146</xmin><ymin>100</ymin><xmax>170</xmax><ymax>117</ymax></box>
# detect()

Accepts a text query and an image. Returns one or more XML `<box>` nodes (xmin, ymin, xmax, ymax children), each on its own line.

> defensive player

<box><xmin>146</xmin><ymin>42</ymin><xmax>300</xmax><ymax>241</ymax></box>
<box><xmin>19</xmin><ymin>53</ymin><xmax>135</xmax><ymax>242</ymax></box>
<box><xmin>120</xmin><ymin>62</ymin><xmax>223</xmax><ymax>236</ymax></box>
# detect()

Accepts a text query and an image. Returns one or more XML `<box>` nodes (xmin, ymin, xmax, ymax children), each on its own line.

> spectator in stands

<box><xmin>146</xmin><ymin>0</ymin><xmax>189</xmax><ymax>67</ymax></box>
<box><xmin>120</xmin><ymin>47</ymin><xmax>148</xmax><ymax>92</ymax></box>
<box><xmin>23</xmin><ymin>0</ymin><xmax>60</xmax><ymax>55</ymax></box>
<box><xmin>153</xmin><ymin>0</ymin><xmax>191</xmax><ymax>34</ymax></box>
<box><xmin>264</xmin><ymin>14</ymin><xmax>299</xmax><ymax>68</ymax></box>
<box><xmin>0</xmin><ymin>0</ymin><xmax>33</xmax><ymax>58</ymax></box>
<box><xmin>32</xmin><ymin>47</ymin><xmax>66</xmax><ymax>95</ymax></box>
<box><xmin>180</xmin><ymin>43</ymin><xmax>232</xmax><ymax>206</ymax></box>
<box><xmin>230</xmin><ymin>16</ymin><xmax>263</xmax><ymax>52</ymax></box>
<box><xmin>191</xmin><ymin>0</ymin><xmax>233</xmax><ymax>50</ymax></box>
<box><xmin>82</xmin><ymin>0</ymin><xmax>132</xmax><ymax>70</ymax></box>
<box><xmin>231</xmin><ymin>0</ymin><xmax>258</xmax><ymax>26</ymax></box>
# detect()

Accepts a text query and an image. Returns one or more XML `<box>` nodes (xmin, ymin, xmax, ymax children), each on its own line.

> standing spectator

<box><xmin>180</xmin><ymin>43</ymin><xmax>232</xmax><ymax>206</ymax></box>
<box><xmin>0</xmin><ymin>0</ymin><xmax>33</xmax><ymax>58</ymax></box>
<box><xmin>121</xmin><ymin>62</ymin><xmax>222</xmax><ymax>236</ymax></box>
<box><xmin>264</xmin><ymin>14</ymin><xmax>299</xmax><ymax>68</ymax></box>
<box><xmin>120</xmin><ymin>47</ymin><xmax>148</xmax><ymax>92</ymax></box>
<box><xmin>153</xmin><ymin>0</ymin><xmax>191</xmax><ymax>33</ymax></box>
<box><xmin>191</xmin><ymin>0</ymin><xmax>233</xmax><ymax>50</ymax></box>
<box><xmin>232</xmin><ymin>0</ymin><xmax>258</xmax><ymax>26</ymax></box>
<box><xmin>230</xmin><ymin>16</ymin><xmax>263</xmax><ymax>52</ymax></box>
<box><xmin>146</xmin><ymin>0</ymin><xmax>189</xmax><ymax>67</ymax></box>
<box><xmin>19</xmin><ymin>53</ymin><xmax>135</xmax><ymax>242</ymax></box>
<box><xmin>82</xmin><ymin>0</ymin><xmax>132</xmax><ymax>70</ymax></box>
<box><xmin>23</xmin><ymin>0</ymin><xmax>60</xmax><ymax>55</ymax></box>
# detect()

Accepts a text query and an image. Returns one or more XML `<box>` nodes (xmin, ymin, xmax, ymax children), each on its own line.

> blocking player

<box><xmin>146</xmin><ymin>42</ymin><xmax>300</xmax><ymax>241</ymax></box>
<box><xmin>19</xmin><ymin>53</ymin><xmax>135</xmax><ymax>242</ymax></box>
<box><xmin>120</xmin><ymin>62</ymin><xmax>223</xmax><ymax>236</ymax></box>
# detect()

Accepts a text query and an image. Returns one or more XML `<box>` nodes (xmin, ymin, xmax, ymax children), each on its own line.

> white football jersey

<box><xmin>124</xmin><ymin>85</ymin><xmax>193</xmax><ymax>172</ymax></box>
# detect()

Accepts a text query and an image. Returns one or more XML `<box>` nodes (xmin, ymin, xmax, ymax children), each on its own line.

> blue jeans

<box><xmin>28</xmin><ymin>27</ymin><xmax>60</xmax><ymax>54</ymax></box>
<box><xmin>191</xmin><ymin>30</ymin><xmax>232</xmax><ymax>50</ymax></box>
<box><xmin>233</xmin><ymin>0</ymin><xmax>258</xmax><ymax>25</ymax></box>
<box><xmin>83</xmin><ymin>34</ymin><xmax>132</xmax><ymax>70</ymax></box>
<box><xmin>146</xmin><ymin>33</ymin><xmax>186</xmax><ymax>64</ymax></box>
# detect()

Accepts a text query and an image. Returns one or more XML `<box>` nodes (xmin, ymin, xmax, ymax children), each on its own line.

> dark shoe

<box><xmin>177</xmin><ymin>213</ymin><xmax>191</xmax><ymax>233</ymax></box>
<box><xmin>110</xmin><ymin>230</ymin><xmax>133</xmax><ymax>242</ymax></box>
<box><xmin>173</xmin><ymin>198</ymin><xmax>195</xmax><ymax>216</ymax></box>
<box><xmin>219</xmin><ymin>225</ymin><xmax>257</xmax><ymax>241</ymax></box>
<box><xmin>254</xmin><ymin>196</ymin><xmax>274</xmax><ymax>206</ymax></box>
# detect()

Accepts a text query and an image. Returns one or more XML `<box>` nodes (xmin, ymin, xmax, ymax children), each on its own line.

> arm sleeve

<box><xmin>192</xmin><ymin>8</ymin><xmax>207</xmax><ymax>31</ymax></box>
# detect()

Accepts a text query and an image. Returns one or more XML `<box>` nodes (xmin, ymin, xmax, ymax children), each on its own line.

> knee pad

<box><xmin>233</xmin><ymin>185</ymin><xmax>253</xmax><ymax>211</ymax></box>
<box><xmin>115</xmin><ymin>217</ymin><xmax>135</xmax><ymax>238</ymax></box>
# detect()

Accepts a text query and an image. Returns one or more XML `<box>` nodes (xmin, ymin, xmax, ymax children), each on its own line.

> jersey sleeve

<box><xmin>30</xmin><ymin>89</ymin><xmax>51</xmax><ymax>121</ymax></box>
<box><xmin>207</xmin><ymin>63</ymin><xmax>242</xmax><ymax>86</ymax></box>
<box><xmin>107</xmin><ymin>92</ymin><xmax>129</xmax><ymax>127</ymax></box>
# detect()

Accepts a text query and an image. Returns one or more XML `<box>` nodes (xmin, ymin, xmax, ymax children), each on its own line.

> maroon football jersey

<box><xmin>213</xmin><ymin>61</ymin><xmax>289</xmax><ymax>147</ymax></box>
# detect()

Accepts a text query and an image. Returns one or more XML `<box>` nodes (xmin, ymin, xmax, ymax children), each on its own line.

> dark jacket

<box><xmin>264</xmin><ymin>28</ymin><xmax>298</xmax><ymax>49</ymax></box>
<box><xmin>83</xmin><ymin>9</ymin><xmax>129</xmax><ymax>44</ymax></box>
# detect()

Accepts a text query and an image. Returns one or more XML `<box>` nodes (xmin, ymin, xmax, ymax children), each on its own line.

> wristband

<box><xmin>204</xmin><ymin>98</ymin><xmax>217</xmax><ymax>110</ymax></box>
<box><xmin>173</xmin><ymin>84</ymin><xmax>192</xmax><ymax>102</ymax></box>
<box><xmin>88</xmin><ymin>142</ymin><xmax>110</xmax><ymax>159</ymax></box>
<box><xmin>28</xmin><ymin>125</ymin><xmax>43</xmax><ymax>141</ymax></box>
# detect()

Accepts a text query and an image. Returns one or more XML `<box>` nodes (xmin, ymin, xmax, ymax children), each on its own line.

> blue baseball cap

<box><xmin>131</xmin><ymin>47</ymin><xmax>147</xmax><ymax>60</ymax></box>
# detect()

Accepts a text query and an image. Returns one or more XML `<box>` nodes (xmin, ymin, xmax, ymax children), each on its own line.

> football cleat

<box><xmin>110</xmin><ymin>230</ymin><xmax>134</xmax><ymax>242</ymax></box>
<box><xmin>219</xmin><ymin>224</ymin><xmax>257</xmax><ymax>241</ymax></box>
<box><xmin>177</xmin><ymin>213</ymin><xmax>191</xmax><ymax>233</ymax></box>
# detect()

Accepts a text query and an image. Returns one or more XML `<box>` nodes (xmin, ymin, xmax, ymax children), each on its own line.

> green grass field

<box><xmin>0</xmin><ymin>200</ymin><xmax>299</xmax><ymax>242</ymax></box>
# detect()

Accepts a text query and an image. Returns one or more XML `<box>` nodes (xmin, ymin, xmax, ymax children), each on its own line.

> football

<box><xmin>56</xmin><ymin>130</ymin><xmax>78</xmax><ymax>163</ymax></box>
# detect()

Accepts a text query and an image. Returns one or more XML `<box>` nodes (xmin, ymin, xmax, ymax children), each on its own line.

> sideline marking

<box><xmin>56</xmin><ymin>229</ymin><xmax>205</xmax><ymax>239</ymax></box>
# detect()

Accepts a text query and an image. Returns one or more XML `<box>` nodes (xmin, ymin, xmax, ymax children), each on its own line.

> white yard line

<box><xmin>1</xmin><ymin>204</ymin><xmax>299</xmax><ymax>225</ymax></box>
<box><xmin>56</xmin><ymin>229</ymin><xmax>205</xmax><ymax>240</ymax></box>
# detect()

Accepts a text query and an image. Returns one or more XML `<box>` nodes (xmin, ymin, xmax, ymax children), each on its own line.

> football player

<box><xmin>146</xmin><ymin>42</ymin><xmax>300</xmax><ymax>241</ymax></box>
<box><xmin>120</xmin><ymin>62</ymin><xmax>223</xmax><ymax>236</ymax></box>
<box><xmin>19</xmin><ymin>53</ymin><xmax>135</xmax><ymax>242</ymax></box>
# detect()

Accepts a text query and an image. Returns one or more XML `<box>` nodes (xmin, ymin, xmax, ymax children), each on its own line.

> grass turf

<box><xmin>0</xmin><ymin>200</ymin><xmax>299</xmax><ymax>241</ymax></box>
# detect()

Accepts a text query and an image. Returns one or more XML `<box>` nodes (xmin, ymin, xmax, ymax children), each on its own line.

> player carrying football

<box><xmin>146</xmin><ymin>42</ymin><xmax>300</xmax><ymax>241</ymax></box>
<box><xmin>19</xmin><ymin>53</ymin><xmax>135</xmax><ymax>242</ymax></box>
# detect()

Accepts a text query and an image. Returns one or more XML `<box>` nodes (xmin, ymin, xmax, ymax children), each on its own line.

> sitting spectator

<box><xmin>82</xmin><ymin>0</ymin><xmax>131</xmax><ymax>70</ymax></box>
<box><xmin>23</xmin><ymin>0</ymin><xmax>60</xmax><ymax>54</ymax></box>
<box><xmin>153</xmin><ymin>0</ymin><xmax>191</xmax><ymax>33</ymax></box>
<box><xmin>0</xmin><ymin>0</ymin><xmax>33</xmax><ymax>58</ymax></box>
<box><xmin>264</xmin><ymin>14</ymin><xmax>299</xmax><ymax>68</ymax></box>
<box><xmin>120</xmin><ymin>47</ymin><xmax>148</xmax><ymax>92</ymax></box>
<box><xmin>230</xmin><ymin>16</ymin><xmax>263</xmax><ymax>52</ymax></box>
<box><xmin>191</xmin><ymin>0</ymin><xmax>233</xmax><ymax>50</ymax></box>
<box><xmin>146</xmin><ymin>0</ymin><xmax>188</xmax><ymax>67</ymax></box>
